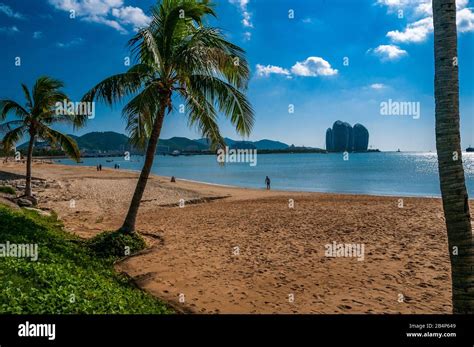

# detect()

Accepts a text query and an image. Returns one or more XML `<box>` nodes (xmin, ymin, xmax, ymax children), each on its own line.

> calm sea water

<box><xmin>58</xmin><ymin>152</ymin><xmax>474</xmax><ymax>197</ymax></box>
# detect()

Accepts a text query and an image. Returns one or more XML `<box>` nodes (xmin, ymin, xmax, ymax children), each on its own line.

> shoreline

<box><xmin>52</xmin><ymin>160</ymin><xmax>449</xmax><ymax>199</ymax></box>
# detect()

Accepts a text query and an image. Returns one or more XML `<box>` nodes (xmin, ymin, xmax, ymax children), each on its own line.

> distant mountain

<box><xmin>194</xmin><ymin>137</ymin><xmax>289</xmax><ymax>150</ymax></box>
<box><xmin>74</xmin><ymin>132</ymin><xmax>131</xmax><ymax>151</ymax></box>
<box><xmin>254</xmin><ymin>139</ymin><xmax>289</xmax><ymax>150</ymax></box>
<box><xmin>158</xmin><ymin>137</ymin><xmax>208</xmax><ymax>152</ymax></box>
<box><xmin>16</xmin><ymin>131</ymin><xmax>291</xmax><ymax>154</ymax></box>
<box><xmin>17</xmin><ymin>139</ymin><xmax>52</xmax><ymax>150</ymax></box>
<box><xmin>17</xmin><ymin>131</ymin><xmax>131</xmax><ymax>152</ymax></box>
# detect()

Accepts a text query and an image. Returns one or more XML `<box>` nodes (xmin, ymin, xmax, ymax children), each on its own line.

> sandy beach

<box><xmin>1</xmin><ymin>160</ymin><xmax>465</xmax><ymax>314</ymax></box>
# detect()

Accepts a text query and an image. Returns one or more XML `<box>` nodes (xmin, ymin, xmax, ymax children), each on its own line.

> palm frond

<box><xmin>0</xmin><ymin>120</ymin><xmax>24</xmax><ymax>134</ymax></box>
<box><xmin>187</xmin><ymin>74</ymin><xmax>254</xmax><ymax>137</ymax></box>
<box><xmin>0</xmin><ymin>100</ymin><xmax>29</xmax><ymax>121</ymax></box>
<box><xmin>180</xmin><ymin>87</ymin><xmax>225</xmax><ymax>150</ymax></box>
<box><xmin>122</xmin><ymin>82</ymin><xmax>163</xmax><ymax>149</ymax></box>
<box><xmin>1</xmin><ymin>125</ymin><xmax>26</xmax><ymax>151</ymax></box>
<box><xmin>173</xmin><ymin>27</ymin><xmax>250</xmax><ymax>88</ymax></box>
<box><xmin>82</xmin><ymin>65</ymin><xmax>151</xmax><ymax>106</ymax></box>
<box><xmin>32</xmin><ymin>76</ymin><xmax>65</xmax><ymax>111</ymax></box>
<box><xmin>129</xmin><ymin>28</ymin><xmax>163</xmax><ymax>71</ymax></box>
<box><xmin>39</xmin><ymin>126</ymin><xmax>81</xmax><ymax>162</ymax></box>
<box><xmin>21</xmin><ymin>83</ymin><xmax>33</xmax><ymax>110</ymax></box>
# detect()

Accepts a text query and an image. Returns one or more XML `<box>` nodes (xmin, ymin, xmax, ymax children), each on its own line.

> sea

<box><xmin>58</xmin><ymin>152</ymin><xmax>474</xmax><ymax>198</ymax></box>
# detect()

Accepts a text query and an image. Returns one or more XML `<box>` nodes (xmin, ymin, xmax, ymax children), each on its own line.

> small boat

<box><xmin>466</xmin><ymin>147</ymin><xmax>474</xmax><ymax>152</ymax></box>
<box><xmin>171</xmin><ymin>150</ymin><xmax>180</xmax><ymax>156</ymax></box>
<box><xmin>106</xmin><ymin>159</ymin><xmax>114</xmax><ymax>162</ymax></box>
<box><xmin>397</xmin><ymin>149</ymin><xmax>401</xmax><ymax>153</ymax></box>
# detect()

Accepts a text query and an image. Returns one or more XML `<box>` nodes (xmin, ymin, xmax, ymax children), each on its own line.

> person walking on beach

<box><xmin>99</xmin><ymin>164</ymin><xmax>102</xmax><ymax>171</ymax></box>
<box><xmin>265</xmin><ymin>176</ymin><xmax>271</xmax><ymax>190</ymax></box>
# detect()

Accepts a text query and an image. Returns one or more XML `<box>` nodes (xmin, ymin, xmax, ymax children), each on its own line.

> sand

<box><xmin>1</xmin><ymin>159</ymin><xmax>464</xmax><ymax>314</ymax></box>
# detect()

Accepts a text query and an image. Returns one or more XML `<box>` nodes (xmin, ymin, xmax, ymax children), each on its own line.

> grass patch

<box><xmin>0</xmin><ymin>205</ymin><xmax>172</xmax><ymax>314</ymax></box>
<box><xmin>0</xmin><ymin>186</ymin><xmax>15</xmax><ymax>195</ymax></box>
<box><xmin>88</xmin><ymin>231</ymin><xmax>146</xmax><ymax>259</ymax></box>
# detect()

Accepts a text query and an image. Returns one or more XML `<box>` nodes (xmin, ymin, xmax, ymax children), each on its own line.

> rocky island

<box><xmin>326</xmin><ymin>121</ymin><xmax>370</xmax><ymax>152</ymax></box>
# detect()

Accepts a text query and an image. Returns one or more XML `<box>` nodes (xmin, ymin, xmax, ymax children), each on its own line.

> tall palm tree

<box><xmin>0</xmin><ymin>76</ymin><xmax>84</xmax><ymax>199</ymax></box>
<box><xmin>83</xmin><ymin>0</ymin><xmax>254</xmax><ymax>234</ymax></box>
<box><xmin>433</xmin><ymin>0</ymin><xmax>473</xmax><ymax>313</ymax></box>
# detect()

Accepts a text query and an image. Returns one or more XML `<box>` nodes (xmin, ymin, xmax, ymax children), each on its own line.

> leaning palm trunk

<box><xmin>84</xmin><ymin>1</ymin><xmax>254</xmax><ymax>234</ymax></box>
<box><xmin>119</xmin><ymin>103</ymin><xmax>166</xmax><ymax>234</ymax></box>
<box><xmin>25</xmin><ymin>134</ymin><xmax>35</xmax><ymax>197</ymax></box>
<box><xmin>433</xmin><ymin>0</ymin><xmax>474</xmax><ymax>313</ymax></box>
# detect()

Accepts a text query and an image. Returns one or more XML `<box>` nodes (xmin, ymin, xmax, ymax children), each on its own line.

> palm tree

<box><xmin>83</xmin><ymin>0</ymin><xmax>254</xmax><ymax>234</ymax></box>
<box><xmin>0</xmin><ymin>76</ymin><xmax>85</xmax><ymax>199</ymax></box>
<box><xmin>433</xmin><ymin>0</ymin><xmax>473</xmax><ymax>313</ymax></box>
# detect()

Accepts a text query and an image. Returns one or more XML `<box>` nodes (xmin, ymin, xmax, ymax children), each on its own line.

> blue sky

<box><xmin>0</xmin><ymin>0</ymin><xmax>473</xmax><ymax>151</ymax></box>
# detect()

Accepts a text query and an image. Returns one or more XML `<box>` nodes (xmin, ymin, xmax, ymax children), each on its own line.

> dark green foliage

<box><xmin>88</xmin><ymin>231</ymin><xmax>146</xmax><ymax>259</ymax></box>
<box><xmin>0</xmin><ymin>205</ymin><xmax>171</xmax><ymax>314</ymax></box>
<box><xmin>0</xmin><ymin>186</ymin><xmax>15</xmax><ymax>195</ymax></box>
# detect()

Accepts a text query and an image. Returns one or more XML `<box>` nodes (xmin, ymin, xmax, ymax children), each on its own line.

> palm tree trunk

<box><xmin>119</xmin><ymin>103</ymin><xmax>166</xmax><ymax>234</ymax></box>
<box><xmin>25</xmin><ymin>134</ymin><xmax>35</xmax><ymax>197</ymax></box>
<box><xmin>433</xmin><ymin>0</ymin><xmax>474</xmax><ymax>313</ymax></box>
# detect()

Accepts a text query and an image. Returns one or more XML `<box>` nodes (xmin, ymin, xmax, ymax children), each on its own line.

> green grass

<box><xmin>88</xmin><ymin>230</ymin><xmax>146</xmax><ymax>259</ymax></box>
<box><xmin>0</xmin><ymin>186</ymin><xmax>16</xmax><ymax>195</ymax></box>
<box><xmin>0</xmin><ymin>205</ymin><xmax>172</xmax><ymax>314</ymax></box>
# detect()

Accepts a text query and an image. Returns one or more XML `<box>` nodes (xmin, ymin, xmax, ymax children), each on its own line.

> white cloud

<box><xmin>415</xmin><ymin>1</ymin><xmax>432</xmax><ymax>16</ymax></box>
<box><xmin>229</xmin><ymin>0</ymin><xmax>253</xmax><ymax>38</ymax></box>
<box><xmin>83</xmin><ymin>14</ymin><xmax>126</xmax><ymax>33</ymax></box>
<box><xmin>291</xmin><ymin>57</ymin><xmax>338</xmax><ymax>77</ymax></box>
<box><xmin>370</xmin><ymin>44</ymin><xmax>408</xmax><ymax>61</ymax></box>
<box><xmin>49</xmin><ymin>0</ymin><xmax>123</xmax><ymax>16</ymax></box>
<box><xmin>111</xmin><ymin>6</ymin><xmax>151</xmax><ymax>30</ymax></box>
<box><xmin>48</xmin><ymin>0</ymin><xmax>150</xmax><ymax>34</ymax></box>
<box><xmin>414</xmin><ymin>0</ymin><xmax>468</xmax><ymax>15</ymax></box>
<box><xmin>56</xmin><ymin>37</ymin><xmax>84</xmax><ymax>48</ymax></box>
<box><xmin>0</xmin><ymin>3</ymin><xmax>25</xmax><ymax>19</ymax></box>
<box><xmin>387</xmin><ymin>16</ymin><xmax>433</xmax><ymax>43</ymax></box>
<box><xmin>0</xmin><ymin>26</ymin><xmax>19</xmax><ymax>34</ymax></box>
<box><xmin>376</xmin><ymin>0</ymin><xmax>413</xmax><ymax>13</ymax></box>
<box><xmin>378</xmin><ymin>0</ymin><xmax>474</xmax><ymax>45</ymax></box>
<box><xmin>242</xmin><ymin>10</ymin><xmax>253</xmax><ymax>28</ymax></box>
<box><xmin>243</xmin><ymin>31</ymin><xmax>252</xmax><ymax>41</ymax></box>
<box><xmin>370</xmin><ymin>83</ymin><xmax>386</xmax><ymax>89</ymax></box>
<box><xmin>257</xmin><ymin>57</ymin><xmax>338</xmax><ymax>78</ymax></box>
<box><xmin>229</xmin><ymin>0</ymin><xmax>250</xmax><ymax>11</ymax></box>
<box><xmin>256</xmin><ymin>64</ymin><xmax>290</xmax><ymax>77</ymax></box>
<box><xmin>376</xmin><ymin>0</ymin><xmax>408</xmax><ymax>6</ymax></box>
<box><xmin>33</xmin><ymin>31</ymin><xmax>43</xmax><ymax>39</ymax></box>
<box><xmin>457</xmin><ymin>7</ymin><xmax>474</xmax><ymax>33</ymax></box>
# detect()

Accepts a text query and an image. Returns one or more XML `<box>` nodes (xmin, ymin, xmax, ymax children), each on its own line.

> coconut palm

<box><xmin>433</xmin><ymin>0</ymin><xmax>473</xmax><ymax>313</ymax></box>
<box><xmin>83</xmin><ymin>0</ymin><xmax>254</xmax><ymax>234</ymax></box>
<box><xmin>0</xmin><ymin>76</ymin><xmax>84</xmax><ymax>199</ymax></box>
